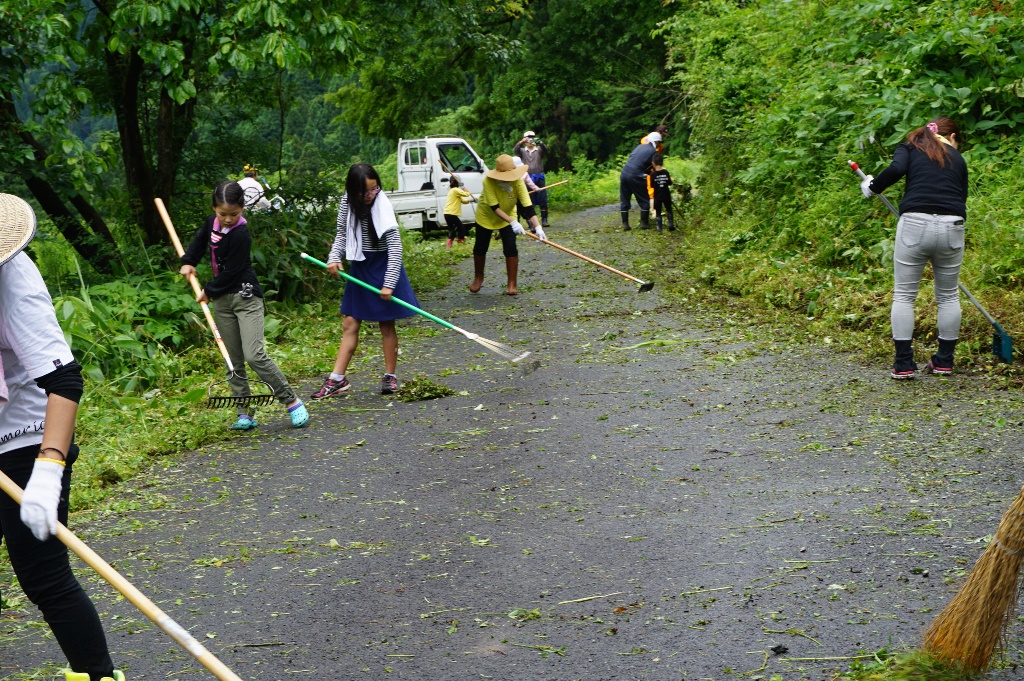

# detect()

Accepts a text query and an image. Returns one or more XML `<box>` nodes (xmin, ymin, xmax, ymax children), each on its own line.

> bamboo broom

<box><xmin>922</xmin><ymin>485</ymin><xmax>1024</xmax><ymax>672</ymax></box>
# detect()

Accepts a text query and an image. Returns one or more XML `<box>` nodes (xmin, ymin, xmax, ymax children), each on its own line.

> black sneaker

<box><xmin>311</xmin><ymin>376</ymin><xmax>350</xmax><ymax>399</ymax></box>
<box><xmin>381</xmin><ymin>374</ymin><xmax>398</xmax><ymax>395</ymax></box>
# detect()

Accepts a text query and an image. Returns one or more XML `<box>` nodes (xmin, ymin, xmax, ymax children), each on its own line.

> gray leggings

<box><xmin>891</xmin><ymin>212</ymin><xmax>964</xmax><ymax>341</ymax></box>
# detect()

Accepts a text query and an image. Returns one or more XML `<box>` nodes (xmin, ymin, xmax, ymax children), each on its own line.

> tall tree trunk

<box><xmin>154</xmin><ymin>46</ymin><xmax>196</xmax><ymax>215</ymax></box>
<box><xmin>0</xmin><ymin>101</ymin><xmax>115</xmax><ymax>272</ymax></box>
<box><xmin>107</xmin><ymin>48</ymin><xmax>160</xmax><ymax>243</ymax></box>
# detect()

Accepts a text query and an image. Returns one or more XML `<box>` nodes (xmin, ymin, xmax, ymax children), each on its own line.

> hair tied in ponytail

<box><xmin>926</xmin><ymin>122</ymin><xmax>939</xmax><ymax>134</ymax></box>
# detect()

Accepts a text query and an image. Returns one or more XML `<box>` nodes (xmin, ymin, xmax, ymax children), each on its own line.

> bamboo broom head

<box><xmin>922</xmin><ymin>485</ymin><xmax>1024</xmax><ymax>673</ymax></box>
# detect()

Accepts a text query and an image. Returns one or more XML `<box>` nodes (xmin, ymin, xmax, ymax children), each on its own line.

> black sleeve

<box><xmin>870</xmin><ymin>145</ymin><xmax>910</xmax><ymax>194</ymax></box>
<box><xmin>519</xmin><ymin>204</ymin><xmax>537</xmax><ymax>220</ymax></box>
<box><xmin>180</xmin><ymin>219</ymin><xmax>212</xmax><ymax>266</ymax></box>
<box><xmin>960</xmin><ymin>158</ymin><xmax>969</xmax><ymax>203</ymax></box>
<box><xmin>204</xmin><ymin>227</ymin><xmax>254</xmax><ymax>299</ymax></box>
<box><xmin>34</xmin><ymin>361</ymin><xmax>84</xmax><ymax>404</ymax></box>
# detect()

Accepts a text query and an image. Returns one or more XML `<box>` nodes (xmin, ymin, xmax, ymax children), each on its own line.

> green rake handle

<box><xmin>300</xmin><ymin>253</ymin><xmax>463</xmax><ymax>334</ymax></box>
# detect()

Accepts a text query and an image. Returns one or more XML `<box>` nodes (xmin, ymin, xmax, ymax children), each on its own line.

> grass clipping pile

<box><xmin>395</xmin><ymin>376</ymin><xmax>457</xmax><ymax>403</ymax></box>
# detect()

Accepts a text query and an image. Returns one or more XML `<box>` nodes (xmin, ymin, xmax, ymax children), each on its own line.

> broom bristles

<box><xmin>922</xmin><ymin>486</ymin><xmax>1024</xmax><ymax>672</ymax></box>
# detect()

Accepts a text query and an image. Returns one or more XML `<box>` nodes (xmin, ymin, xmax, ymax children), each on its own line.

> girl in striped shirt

<box><xmin>312</xmin><ymin>164</ymin><xmax>419</xmax><ymax>398</ymax></box>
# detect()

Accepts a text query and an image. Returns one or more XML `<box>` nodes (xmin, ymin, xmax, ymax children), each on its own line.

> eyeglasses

<box><xmin>366</xmin><ymin>186</ymin><xmax>382</xmax><ymax>197</ymax></box>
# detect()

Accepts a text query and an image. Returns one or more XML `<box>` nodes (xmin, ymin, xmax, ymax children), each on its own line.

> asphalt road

<box><xmin>4</xmin><ymin>205</ymin><xmax>1024</xmax><ymax>680</ymax></box>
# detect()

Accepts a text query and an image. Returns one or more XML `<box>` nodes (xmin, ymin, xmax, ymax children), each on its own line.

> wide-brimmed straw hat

<box><xmin>0</xmin><ymin>194</ymin><xmax>36</xmax><ymax>267</ymax></box>
<box><xmin>486</xmin><ymin>154</ymin><xmax>529</xmax><ymax>182</ymax></box>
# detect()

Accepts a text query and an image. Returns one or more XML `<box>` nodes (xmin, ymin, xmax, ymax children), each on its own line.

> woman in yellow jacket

<box><xmin>470</xmin><ymin>154</ymin><xmax>544</xmax><ymax>295</ymax></box>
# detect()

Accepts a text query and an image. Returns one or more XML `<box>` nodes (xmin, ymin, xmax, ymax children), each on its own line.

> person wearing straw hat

<box><xmin>0</xmin><ymin>194</ymin><xmax>127</xmax><ymax>681</ymax></box>
<box><xmin>471</xmin><ymin>154</ymin><xmax>545</xmax><ymax>295</ymax></box>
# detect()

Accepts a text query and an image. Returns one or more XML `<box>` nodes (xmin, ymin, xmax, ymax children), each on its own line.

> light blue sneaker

<box><xmin>230</xmin><ymin>415</ymin><xmax>258</xmax><ymax>430</ymax></box>
<box><xmin>289</xmin><ymin>402</ymin><xmax>309</xmax><ymax>428</ymax></box>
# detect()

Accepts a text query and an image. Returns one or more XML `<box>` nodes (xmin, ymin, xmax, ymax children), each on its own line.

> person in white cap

<box><xmin>471</xmin><ymin>154</ymin><xmax>545</xmax><ymax>295</ymax></box>
<box><xmin>513</xmin><ymin>131</ymin><xmax>550</xmax><ymax>227</ymax></box>
<box><xmin>0</xmin><ymin>194</ymin><xmax>126</xmax><ymax>681</ymax></box>
<box><xmin>619</xmin><ymin>131</ymin><xmax>662</xmax><ymax>230</ymax></box>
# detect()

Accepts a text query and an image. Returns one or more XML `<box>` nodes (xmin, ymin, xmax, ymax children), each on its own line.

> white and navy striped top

<box><xmin>328</xmin><ymin>197</ymin><xmax>404</xmax><ymax>290</ymax></box>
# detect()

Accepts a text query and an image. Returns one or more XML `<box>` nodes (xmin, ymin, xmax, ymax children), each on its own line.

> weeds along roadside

<box><xmin>44</xmin><ymin>230</ymin><xmax>469</xmax><ymax>515</ymax></box>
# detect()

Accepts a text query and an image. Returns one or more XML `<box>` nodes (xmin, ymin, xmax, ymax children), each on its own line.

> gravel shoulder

<box><xmin>3</xmin><ymin>205</ymin><xmax>1024</xmax><ymax>680</ymax></box>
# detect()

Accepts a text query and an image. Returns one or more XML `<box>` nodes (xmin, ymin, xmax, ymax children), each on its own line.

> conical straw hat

<box><xmin>0</xmin><ymin>194</ymin><xmax>36</xmax><ymax>267</ymax></box>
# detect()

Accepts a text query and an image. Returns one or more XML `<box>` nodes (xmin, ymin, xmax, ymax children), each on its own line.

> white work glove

<box><xmin>509</xmin><ymin>221</ymin><xmax>526</xmax><ymax>235</ymax></box>
<box><xmin>860</xmin><ymin>175</ymin><xmax>875</xmax><ymax>198</ymax></box>
<box><xmin>534</xmin><ymin>225</ymin><xmax>547</xmax><ymax>241</ymax></box>
<box><xmin>20</xmin><ymin>459</ymin><xmax>64</xmax><ymax>541</ymax></box>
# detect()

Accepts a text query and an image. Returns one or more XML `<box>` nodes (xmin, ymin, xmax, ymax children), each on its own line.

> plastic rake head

<box><xmin>206</xmin><ymin>375</ymin><xmax>276</xmax><ymax>410</ymax></box>
<box><xmin>468</xmin><ymin>334</ymin><xmax>532</xmax><ymax>363</ymax></box>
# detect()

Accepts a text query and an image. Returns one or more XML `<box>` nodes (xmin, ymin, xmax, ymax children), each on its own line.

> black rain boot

<box><xmin>621</xmin><ymin>211</ymin><xmax>631</xmax><ymax>231</ymax></box>
<box><xmin>656</xmin><ymin>215</ymin><xmax>663</xmax><ymax>232</ymax></box>
<box><xmin>891</xmin><ymin>339</ymin><xmax>917</xmax><ymax>380</ymax></box>
<box><xmin>639</xmin><ymin>210</ymin><xmax>651</xmax><ymax>230</ymax></box>
<box><xmin>541</xmin><ymin>208</ymin><xmax>549</xmax><ymax>228</ymax></box>
<box><xmin>927</xmin><ymin>338</ymin><xmax>957</xmax><ymax>375</ymax></box>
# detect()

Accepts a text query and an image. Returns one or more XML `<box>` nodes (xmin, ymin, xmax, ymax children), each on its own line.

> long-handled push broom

<box><xmin>155</xmin><ymin>198</ymin><xmax>276</xmax><ymax>408</ymax></box>
<box><xmin>521</xmin><ymin>231</ymin><xmax>655</xmax><ymax>292</ymax></box>
<box><xmin>847</xmin><ymin>160</ymin><xmax>1013</xmax><ymax>363</ymax></box>
<box><xmin>300</xmin><ymin>253</ymin><xmax>533</xmax><ymax>363</ymax></box>
<box><xmin>922</xmin><ymin>485</ymin><xmax>1024</xmax><ymax>672</ymax></box>
<box><xmin>0</xmin><ymin>470</ymin><xmax>244</xmax><ymax>681</ymax></box>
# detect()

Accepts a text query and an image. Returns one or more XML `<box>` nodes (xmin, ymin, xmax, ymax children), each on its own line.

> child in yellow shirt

<box><xmin>443</xmin><ymin>176</ymin><xmax>475</xmax><ymax>248</ymax></box>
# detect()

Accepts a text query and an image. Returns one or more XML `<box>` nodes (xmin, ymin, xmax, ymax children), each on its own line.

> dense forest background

<box><xmin>5</xmin><ymin>0</ymin><xmax>1024</xmax><ymax>389</ymax></box>
<box><xmin>2</xmin><ymin>0</ymin><xmax>674</xmax><ymax>278</ymax></box>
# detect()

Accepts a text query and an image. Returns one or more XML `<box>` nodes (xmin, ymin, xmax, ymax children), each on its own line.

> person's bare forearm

<box><xmin>40</xmin><ymin>393</ymin><xmax>77</xmax><ymax>459</ymax></box>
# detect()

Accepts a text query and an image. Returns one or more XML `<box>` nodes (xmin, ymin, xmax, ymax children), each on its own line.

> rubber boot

<box><xmin>639</xmin><ymin>210</ymin><xmax>651</xmax><ymax>230</ymax></box>
<box><xmin>621</xmin><ymin>211</ymin><xmax>631</xmax><ymax>231</ymax></box>
<box><xmin>891</xmin><ymin>339</ymin><xmax>917</xmax><ymax>380</ymax></box>
<box><xmin>928</xmin><ymin>338</ymin><xmax>957</xmax><ymax>375</ymax></box>
<box><xmin>667</xmin><ymin>215</ymin><xmax>676</xmax><ymax>232</ymax></box>
<box><xmin>541</xmin><ymin>208</ymin><xmax>549</xmax><ymax>228</ymax></box>
<box><xmin>469</xmin><ymin>254</ymin><xmax>485</xmax><ymax>293</ymax></box>
<box><xmin>505</xmin><ymin>256</ymin><xmax>519</xmax><ymax>295</ymax></box>
<box><xmin>656</xmin><ymin>215</ymin><xmax>663</xmax><ymax>232</ymax></box>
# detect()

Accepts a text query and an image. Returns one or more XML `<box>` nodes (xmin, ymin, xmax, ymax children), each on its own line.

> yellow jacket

<box><xmin>444</xmin><ymin>187</ymin><xmax>473</xmax><ymax>216</ymax></box>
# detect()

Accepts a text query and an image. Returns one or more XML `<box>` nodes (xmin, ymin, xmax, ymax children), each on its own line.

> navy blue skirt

<box><xmin>340</xmin><ymin>251</ymin><xmax>419</xmax><ymax>322</ymax></box>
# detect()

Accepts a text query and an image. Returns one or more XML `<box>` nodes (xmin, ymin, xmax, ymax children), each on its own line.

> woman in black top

<box><xmin>862</xmin><ymin>117</ymin><xmax>968</xmax><ymax>379</ymax></box>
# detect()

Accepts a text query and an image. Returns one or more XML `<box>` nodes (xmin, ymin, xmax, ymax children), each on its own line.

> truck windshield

<box><xmin>437</xmin><ymin>143</ymin><xmax>482</xmax><ymax>173</ymax></box>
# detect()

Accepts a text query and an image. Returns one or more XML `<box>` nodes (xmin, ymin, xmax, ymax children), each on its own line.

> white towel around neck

<box><xmin>346</xmin><ymin>191</ymin><xmax>400</xmax><ymax>262</ymax></box>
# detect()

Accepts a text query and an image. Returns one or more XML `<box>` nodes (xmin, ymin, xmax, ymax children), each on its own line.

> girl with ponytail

<box><xmin>860</xmin><ymin>117</ymin><xmax>968</xmax><ymax>379</ymax></box>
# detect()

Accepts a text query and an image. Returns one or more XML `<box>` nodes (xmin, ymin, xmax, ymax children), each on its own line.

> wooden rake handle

<box><xmin>0</xmin><ymin>470</ymin><xmax>244</xmax><ymax>681</ymax></box>
<box><xmin>522</xmin><ymin>231</ymin><xmax>649</xmax><ymax>286</ymax></box>
<box><xmin>528</xmin><ymin>179</ymin><xmax>569</xmax><ymax>194</ymax></box>
<box><xmin>154</xmin><ymin>198</ymin><xmax>235</xmax><ymax>373</ymax></box>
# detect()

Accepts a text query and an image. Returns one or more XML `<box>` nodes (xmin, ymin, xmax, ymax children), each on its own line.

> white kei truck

<box><xmin>386</xmin><ymin>136</ymin><xmax>489</xmax><ymax>230</ymax></box>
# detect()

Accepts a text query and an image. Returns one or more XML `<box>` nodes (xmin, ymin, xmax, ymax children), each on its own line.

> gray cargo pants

<box><xmin>212</xmin><ymin>293</ymin><xmax>297</xmax><ymax>409</ymax></box>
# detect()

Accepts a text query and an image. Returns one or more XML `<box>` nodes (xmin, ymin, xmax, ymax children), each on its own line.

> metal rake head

<box><xmin>206</xmin><ymin>375</ymin><xmax>276</xmax><ymax>410</ymax></box>
<box><xmin>639</xmin><ymin>281</ymin><xmax>655</xmax><ymax>292</ymax></box>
